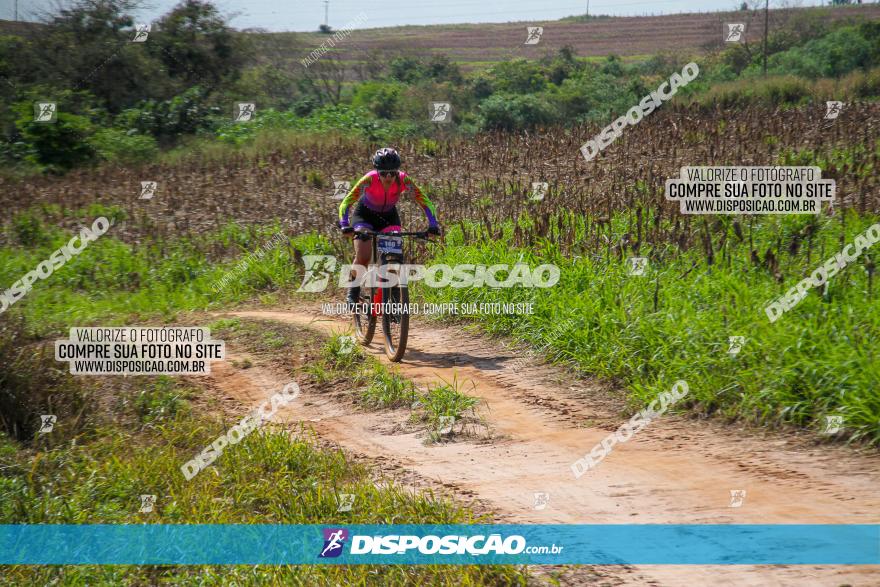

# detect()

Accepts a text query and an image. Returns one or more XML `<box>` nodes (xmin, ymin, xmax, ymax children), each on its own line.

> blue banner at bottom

<box><xmin>1</xmin><ymin>524</ymin><xmax>878</xmax><ymax>565</ymax></box>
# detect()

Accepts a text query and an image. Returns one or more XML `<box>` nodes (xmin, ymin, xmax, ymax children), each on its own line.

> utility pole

<box><xmin>586</xmin><ymin>0</ymin><xmax>590</xmax><ymax>17</ymax></box>
<box><xmin>762</xmin><ymin>0</ymin><xmax>769</xmax><ymax>75</ymax></box>
<box><xmin>323</xmin><ymin>0</ymin><xmax>329</xmax><ymax>28</ymax></box>
<box><xmin>14</xmin><ymin>0</ymin><xmax>18</xmax><ymax>21</ymax></box>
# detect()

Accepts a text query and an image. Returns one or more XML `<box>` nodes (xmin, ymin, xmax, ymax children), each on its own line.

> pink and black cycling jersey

<box><xmin>338</xmin><ymin>170</ymin><xmax>438</xmax><ymax>228</ymax></box>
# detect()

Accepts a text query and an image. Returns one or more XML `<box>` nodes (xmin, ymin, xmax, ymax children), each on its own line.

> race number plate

<box><xmin>377</xmin><ymin>236</ymin><xmax>403</xmax><ymax>255</ymax></box>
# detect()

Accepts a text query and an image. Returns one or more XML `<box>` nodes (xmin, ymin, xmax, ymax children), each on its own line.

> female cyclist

<box><xmin>338</xmin><ymin>147</ymin><xmax>441</xmax><ymax>306</ymax></box>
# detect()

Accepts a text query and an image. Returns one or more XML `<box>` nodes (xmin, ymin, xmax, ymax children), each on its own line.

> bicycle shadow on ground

<box><xmin>395</xmin><ymin>348</ymin><xmax>520</xmax><ymax>371</ymax></box>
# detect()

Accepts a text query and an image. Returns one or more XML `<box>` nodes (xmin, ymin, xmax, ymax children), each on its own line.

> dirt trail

<box><xmin>207</xmin><ymin>308</ymin><xmax>880</xmax><ymax>586</ymax></box>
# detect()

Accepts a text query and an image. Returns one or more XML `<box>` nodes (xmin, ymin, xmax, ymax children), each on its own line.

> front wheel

<box><xmin>381</xmin><ymin>271</ymin><xmax>409</xmax><ymax>362</ymax></box>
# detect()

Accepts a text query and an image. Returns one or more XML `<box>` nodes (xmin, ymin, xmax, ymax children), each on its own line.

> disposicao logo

<box><xmin>319</xmin><ymin>528</ymin><xmax>349</xmax><ymax>558</ymax></box>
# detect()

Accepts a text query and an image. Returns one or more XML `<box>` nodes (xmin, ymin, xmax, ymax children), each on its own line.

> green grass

<box><xmin>6</xmin><ymin>203</ymin><xmax>878</xmax><ymax>446</ymax></box>
<box><xmin>134</xmin><ymin>375</ymin><xmax>194</xmax><ymax>424</ymax></box>
<box><xmin>205</xmin><ymin>319</ymin><xmax>482</xmax><ymax>439</ymax></box>
<box><xmin>360</xmin><ymin>363</ymin><xmax>420</xmax><ymax>409</ymax></box>
<box><xmin>0</xmin><ymin>208</ymin><xmax>334</xmax><ymax>336</ymax></box>
<box><xmin>690</xmin><ymin>67</ymin><xmax>880</xmax><ymax>107</ymax></box>
<box><xmin>0</xmin><ymin>316</ymin><xmax>525</xmax><ymax>585</ymax></box>
<box><xmin>0</xmin><ymin>208</ymin><xmax>525</xmax><ymax>584</ymax></box>
<box><xmin>414</xmin><ymin>376</ymin><xmax>482</xmax><ymax>433</ymax></box>
<box><xmin>284</xmin><ymin>332</ymin><xmax>484</xmax><ymax>445</ymax></box>
<box><xmin>0</xmin><ymin>387</ymin><xmax>523</xmax><ymax>585</ymax></box>
<box><xmin>322</xmin><ymin>331</ymin><xmax>364</xmax><ymax>371</ymax></box>
<box><xmin>313</xmin><ymin>334</ymin><xmax>481</xmax><ymax>435</ymax></box>
<box><xmin>5</xmin><ymin>203</ymin><xmax>879</xmax><ymax>447</ymax></box>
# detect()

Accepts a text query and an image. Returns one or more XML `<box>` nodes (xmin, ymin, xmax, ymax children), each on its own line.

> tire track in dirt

<box><xmin>205</xmin><ymin>308</ymin><xmax>880</xmax><ymax>587</ymax></box>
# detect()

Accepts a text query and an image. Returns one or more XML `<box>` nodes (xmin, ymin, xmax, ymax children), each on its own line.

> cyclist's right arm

<box><xmin>338</xmin><ymin>174</ymin><xmax>371</xmax><ymax>230</ymax></box>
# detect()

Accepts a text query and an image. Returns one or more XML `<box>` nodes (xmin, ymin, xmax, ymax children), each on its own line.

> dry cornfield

<box><xmin>3</xmin><ymin>102</ymin><xmax>877</xmax><ymax>261</ymax></box>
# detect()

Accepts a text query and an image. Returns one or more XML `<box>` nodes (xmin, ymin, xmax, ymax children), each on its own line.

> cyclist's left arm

<box><xmin>339</xmin><ymin>174</ymin><xmax>371</xmax><ymax>229</ymax></box>
<box><xmin>402</xmin><ymin>175</ymin><xmax>439</xmax><ymax>229</ymax></box>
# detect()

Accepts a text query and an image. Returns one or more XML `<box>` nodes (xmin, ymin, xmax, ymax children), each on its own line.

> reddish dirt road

<box><xmin>205</xmin><ymin>308</ymin><xmax>880</xmax><ymax>586</ymax></box>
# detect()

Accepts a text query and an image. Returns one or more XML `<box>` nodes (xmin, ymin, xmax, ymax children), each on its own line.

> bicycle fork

<box><xmin>371</xmin><ymin>287</ymin><xmax>383</xmax><ymax>316</ymax></box>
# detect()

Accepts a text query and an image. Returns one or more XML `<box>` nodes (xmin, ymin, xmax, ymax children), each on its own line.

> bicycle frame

<box><xmin>347</xmin><ymin>227</ymin><xmax>432</xmax><ymax>362</ymax></box>
<box><xmin>355</xmin><ymin>229</ymin><xmax>428</xmax><ymax>317</ymax></box>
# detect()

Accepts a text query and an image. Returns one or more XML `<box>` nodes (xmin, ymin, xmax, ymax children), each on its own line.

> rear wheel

<box><xmin>353</xmin><ymin>286</ymin><xmax>376</xmax><ymax>344</ymax></box>
<box><xmin>381</xmin><ymin>263</ymin><xmax>409</xmax><ymax>362</ymax></box>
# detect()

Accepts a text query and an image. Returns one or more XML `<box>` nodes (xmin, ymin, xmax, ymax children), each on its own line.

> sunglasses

<box><xmin>378</xmin><ymin>170</ymin><xmax>398</xmax><ymax>178</ymax></box>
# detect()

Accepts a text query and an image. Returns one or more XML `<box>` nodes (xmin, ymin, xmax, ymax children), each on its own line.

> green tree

<box><xmin>351</xmin><ymin>82</ymin><xmax>403</xmax><ymax>119</ymax></box>
<box><xmin>15</xmin><ymin>108</ymin><xmax>97</xmax><ymax>172</ymax></box>
<box><xmin>470</xmin><ymin>75</ymin><xmax>494</xmax><ymax>100</ymax></box>
<box><xmin>389</xmin><ymin>56</ymin><xmax>425</xmax><ymax>84</ymax></box>
<box><xmin>764</xmin><ymin>26</ymin><xmax>874</xmax><ymax>78</ymax></box>
<box><xmin>478</xmin><ymin>94</ymin><xmax>558</xmax><ymax>131</ymax></box>
<box><xmin>150</xmin><ymin>0</ymin><xmax>245</xmax><ymax>87</ymax></box>
<box><xmin>488</xmin><ymin>58</ymin><xmax>547</xmax><ymax>94</ymax></box>
<box><xmin>544</xmin><ymin>46</ymin><xmax>579</xmax><ymax>85</ymax></box>
<box><xmin>34</xmin><ymin>0</ymin><xmax>165</xmax><ymax>112</ymax></box>
<box><xmin>425</xmin><ymin>54</ymin><xmax>463</xmax><ymax>84</ymax></box>
<box><xmin>121</xmin><ymin>86</ymin><xmax>220</xmax><ymax>143</ymax></box>
<box><xmin>600</xmin><ymin>54</ymin><xmax>624</xmax><ymax>77</ymax></box>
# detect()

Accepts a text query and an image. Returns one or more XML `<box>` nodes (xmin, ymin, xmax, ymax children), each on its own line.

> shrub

<box><xmin>124</xmin><ymin>87</ymin><xmax>221</xmax><ymax>142</ymax></box>
<box><xmin>695</xmin><ymin>75</ymin><xmax>812</xmax><ymax>107</ymax></box>
<box><xmin>389</xmin><ymin>56</ymin><xmax>424</xmax><ymax>83</ymax></box>
<box><xmin>418</xmin><ymin>138</ymin><xmax>440</xmax><ymax>157</ymax></box>
<box><xmin>478</xmin><ymin>94</ymin><xmax>558</xmax><ymax>131</ymax></box>
<box><xmin>470</xmin><ymin>75</ymin><xmax>494</xmax><ymax>100</ymax></box>
<box><xmin>0</xmin><ymin>316</ymin><xmax>91</xmax><ymax>443</ymax></box>
<box><xmin>351</xmin><ymin>81</ymin><xmax>403</xmax><ymax>119</ymax></box>
<box><xmin>841</xmin><ymin>67</ymin><xmax>880</xmax><ymax>99</ymax></box>
<box><xmin>10</xmin><ymin>209</ymin><xmax>53</xmax><ymax>248</ymax></box>
<box><xmin>234</xmin><ymin>65</ymin><xmax>300</xmax><ymax>110</ymax></box>
<box><xmin>15</xmin><ymin>109</ymin><xmax>97</xmax><ymax>172</ymax></box>
<box><xmin>762</xmin><ymin>26</ymin><xmax>874</xmax><ymax>79</ymax></box>
<box><xmin>424</xmin><ymin>54</ymin><xmax>464</xmax><ymax>84</ymax></box>
<box><xmin>487</xmin><ymin>58</ymin><xmax>548</xmax><ymax>94</ymax></box>
<box><xmin>721</xmin><ymin>44</ymin><xmax>752</xmax><ymax>75</ymax></box>
<box><xmin>549</xmin><ymin>71</ymin><xmax>638</xmax><ymax>123</ymax></box>
<box><xmin>88</xmin><ymin>128</ymin><xmax>159</xmax><ymax>164</ymax></box>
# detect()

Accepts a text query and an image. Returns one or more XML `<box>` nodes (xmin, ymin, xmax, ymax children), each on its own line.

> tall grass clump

<box><xmin>0</xmin><ymin>315</ymin><xmax>92</xmax><ymax>443</ymax></box>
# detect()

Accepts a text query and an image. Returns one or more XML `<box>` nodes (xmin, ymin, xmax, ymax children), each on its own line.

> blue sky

<box><xmin>2</xmin><ymin>0</ymin><xmax>834</xmax><ymax>32</ymax></box>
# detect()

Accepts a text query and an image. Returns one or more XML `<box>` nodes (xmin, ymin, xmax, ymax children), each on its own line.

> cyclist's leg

<box><xmin>348</xmin><ymin>204</ymin><xmax>402</xmax><ymax>305</ymax></box>
<box><xmin>348</xmin><ymin>203</ymin><xmax>377</xmax><ymax>305</ymax></box>
<box><xmin>347</xmin><ymin>236</ymin><xmax>371</xmax><ymax>305</ymax></box>
<box><xmin>352</xmin><ymin>234</ymin><xmax>371</xmax><ymax>267</ymax></box>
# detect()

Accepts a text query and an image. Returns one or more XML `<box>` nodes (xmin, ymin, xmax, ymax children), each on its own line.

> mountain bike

<box><xmin>351</xmin><ymin>228</ymin><xmax>429</xmax><ymax>362</ymax></box>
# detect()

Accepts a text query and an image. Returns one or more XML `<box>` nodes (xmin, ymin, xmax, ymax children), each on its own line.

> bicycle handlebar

<box><xmin>355</xmin><ymin>230</ymin><xmax>430</xmax><ymax>238</ymax></box>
